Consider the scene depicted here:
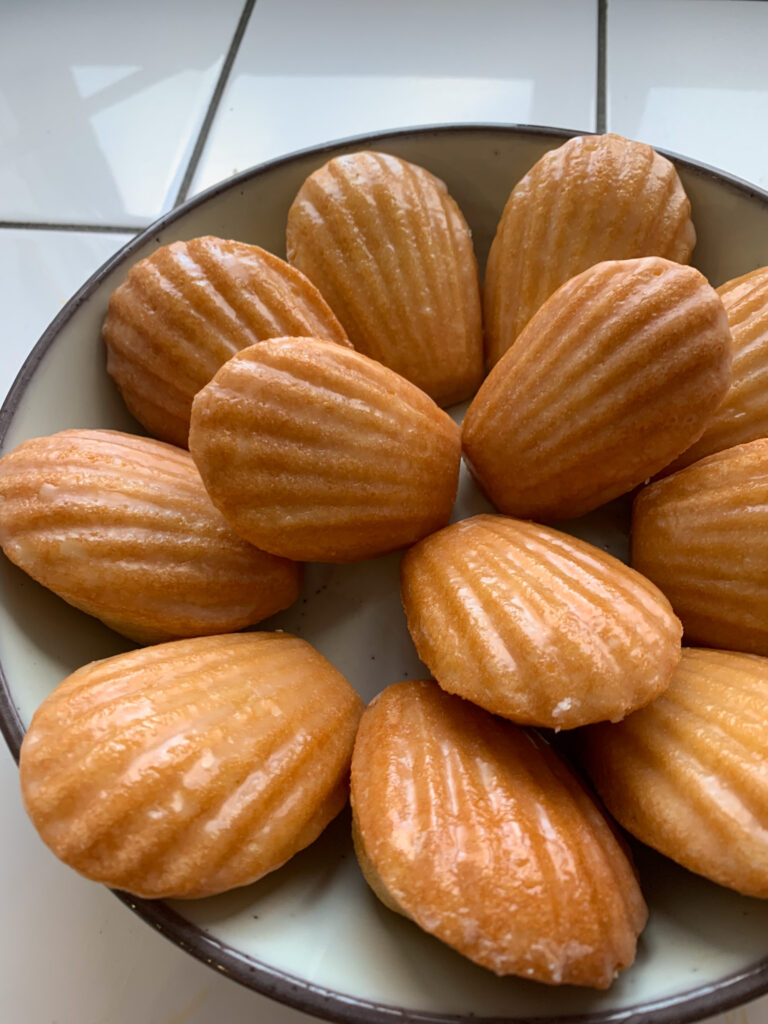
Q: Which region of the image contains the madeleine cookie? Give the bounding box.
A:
[667,265,768,471]
[103,236,350,447]
[0,429,300,644]
[400,515,681,729]
[484,133,696,365]
[286,150,483,406]
[632,438,768,654]
[583,648,768,898]
[189,337,461,562]
[351,680,648,987]
[463,258,731,522]
[20,632,363,899]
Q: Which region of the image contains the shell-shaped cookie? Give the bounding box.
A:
[20,632,364,899]
[286,150,483,406]
[189,337,461,563]
[463,258,731,522]
[103,236,350,448]
[351,680,648,987]
[484,133,696,366]
[400,515,681,729]
[583,648,768,898]
[632,437,768,654]
[0,429,300,644]
[666,266,768,472]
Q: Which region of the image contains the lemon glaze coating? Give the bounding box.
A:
[583,648,768,898]
[189,337,461,563]
[633,437,768,654]
[484,133,695,366]
[351,680,648,987]
[20,632,364,899]
[0,429,301,644]
[287,150,483,406]
[103,236,350,447]
[463,257,732,522]
[401,514,682,729]
[667,265,768,471]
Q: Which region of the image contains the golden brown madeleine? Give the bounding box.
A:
[351,680,647,987]
[484,133,696,366]
[286,150,483,406]
[0,429,300,644]
[632,438,768,654]
[189,337,461,563]
[103,236,350,448]
[20,632,363,899]
[463,258,731,522]
[667,266,768,472]
[401,515,681,729]
[583,648,768,898]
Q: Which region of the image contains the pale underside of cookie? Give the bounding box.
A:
[583,648,768,898]
[189,336,461,563]
[20,632,364,899]
[463,257,732,522]
[351,680,648,988]
[0,429,300,644]
[666,265,768,472]
[632,437,768,655]
[484,132,696,366]
[400,514,682,729]
[103,235,350,448]
[286,149,483,406]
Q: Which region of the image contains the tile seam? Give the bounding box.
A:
[0,221,141,235]
[596,0,607,133]
[173,0,258,208]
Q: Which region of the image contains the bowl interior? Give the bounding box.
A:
[2,125,768,1024]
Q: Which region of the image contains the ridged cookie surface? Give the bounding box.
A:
[463,258,731,522]
[400,515,681,729]
[667,266,768,471]
[583,648,768,898]
[189,337,461,562]
[632,438,768,654]
[286,150,483,406]
[484,133,696,365]
[20,632,363,899]
[103,236,350,447]
[0,429,300,644]
[351,680,648,987]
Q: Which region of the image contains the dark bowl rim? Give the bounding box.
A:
[2,121,768,1024]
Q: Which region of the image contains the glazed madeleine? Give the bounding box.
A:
[583,648,768,898]
[20,632,364,899]
[632,437,768,654]
[484,133,696,365]
[286,150,483,406]
[351,680,648,988]
[667,265,768,471]
[0,429,300,644]
[189,337,461,563]
[400,515,681,729]
[463,257,731,522]
[103,236,350,447]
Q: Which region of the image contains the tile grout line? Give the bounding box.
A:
[596,0,607,133]
[0,221,142,235]
[173,0,258,208]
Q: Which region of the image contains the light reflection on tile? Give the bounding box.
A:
[0,1,243,225]
[191,0,596,195]
[607,0,768,190]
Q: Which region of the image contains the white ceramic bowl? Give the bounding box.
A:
[2,125,768,1024]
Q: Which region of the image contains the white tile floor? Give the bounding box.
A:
[2,1,768,1022]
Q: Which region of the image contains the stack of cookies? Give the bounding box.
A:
[3,133,768,991]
